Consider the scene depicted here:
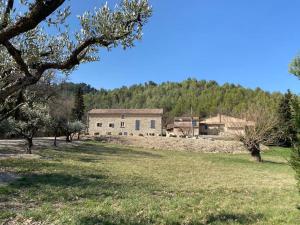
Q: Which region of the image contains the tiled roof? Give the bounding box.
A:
[200,114,254,126]
[88,108,163,115]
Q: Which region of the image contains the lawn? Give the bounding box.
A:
[0,141,299,225]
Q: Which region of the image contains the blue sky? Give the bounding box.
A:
[67,0,300,93]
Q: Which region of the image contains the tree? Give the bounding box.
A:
[233,106,281,162]
[48,117,66,147]
[289,56,300,194]
[83,79,282,124]
[290,97,300,193]
[62,120,85,142]
[0,0,152,119]
[8,101,50,153]
[48,88,74,144]
[72,86,85,121]
[277,90,297,147]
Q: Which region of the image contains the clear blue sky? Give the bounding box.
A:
[67,0,300,93]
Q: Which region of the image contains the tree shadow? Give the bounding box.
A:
[77,212,265,225]
[2,169,161,205]
[203,212,265,224]
[262,160,287,165]
[55,143,163,160]
[8,173,98,189]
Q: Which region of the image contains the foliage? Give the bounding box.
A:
[0,0,152,119]
[277,90,297,147]
[72,87,85,121]
[289,55,300,78]
[84,78,282,125]
[0,143,298,224]
[289,58,300,196]
[62,120,85,142]
[289,95,300,195]
[0,119,11,138]
[290,146,300,193]
[8,101,50,153]
[55,82,98,95]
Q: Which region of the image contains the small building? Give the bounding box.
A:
[167,117,200,137]
[199,114,254,136]
[88,109,163,136]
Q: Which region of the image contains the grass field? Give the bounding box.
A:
[0,141,299,224]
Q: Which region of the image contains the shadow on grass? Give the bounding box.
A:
[77,212,264,225]
[45,142,163,163]
[263,160,287,165]
[1,168,161,204]
[204,212,264,224]
[8,173,100,188]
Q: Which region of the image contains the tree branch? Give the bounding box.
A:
[0,101,23,121]
[0,0,65,43]
[3,40,32,77]
[37,36,114,72]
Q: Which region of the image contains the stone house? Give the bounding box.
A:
[199,114,254,136]
[166,117,200,137]
[88,109,163,136]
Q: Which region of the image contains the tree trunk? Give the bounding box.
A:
[77,132,80,140]
[54,135,57,147]
[26,137,33,154]
[250,147,262,162]
[66,135,71,142]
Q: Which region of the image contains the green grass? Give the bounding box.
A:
[0,142,299,225]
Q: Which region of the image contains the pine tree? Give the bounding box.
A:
[277,90,297,147]
[72,87,85,121]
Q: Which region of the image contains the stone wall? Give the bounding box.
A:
[93,135,252,153]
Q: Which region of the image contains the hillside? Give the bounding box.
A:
[84,79,282,125]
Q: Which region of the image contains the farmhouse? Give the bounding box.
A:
[88,109,163,136]
[199,114,254,136]
[167,117,200,137]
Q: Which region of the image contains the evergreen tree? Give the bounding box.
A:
[277,90,297,147]
[289,55,300,195]
[72,87,85,121]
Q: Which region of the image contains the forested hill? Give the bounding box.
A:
[83,79,283,124]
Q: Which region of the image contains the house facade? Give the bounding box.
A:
[199,114,254,136]
[88,109,163,136]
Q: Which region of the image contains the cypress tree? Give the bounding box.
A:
[277,90,297,147]
[72,87,85,121]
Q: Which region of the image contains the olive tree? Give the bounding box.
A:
[0,0,152,120]
[233,107,281,162]
[8,101,50,153]
[63,120,85,142]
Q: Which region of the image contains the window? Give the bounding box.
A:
[150,120,156,129]
[97,123,102,127]
[204,125,208,130]
[109,123,114,128]
[121,122,125,128]
[135,120,140,131]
